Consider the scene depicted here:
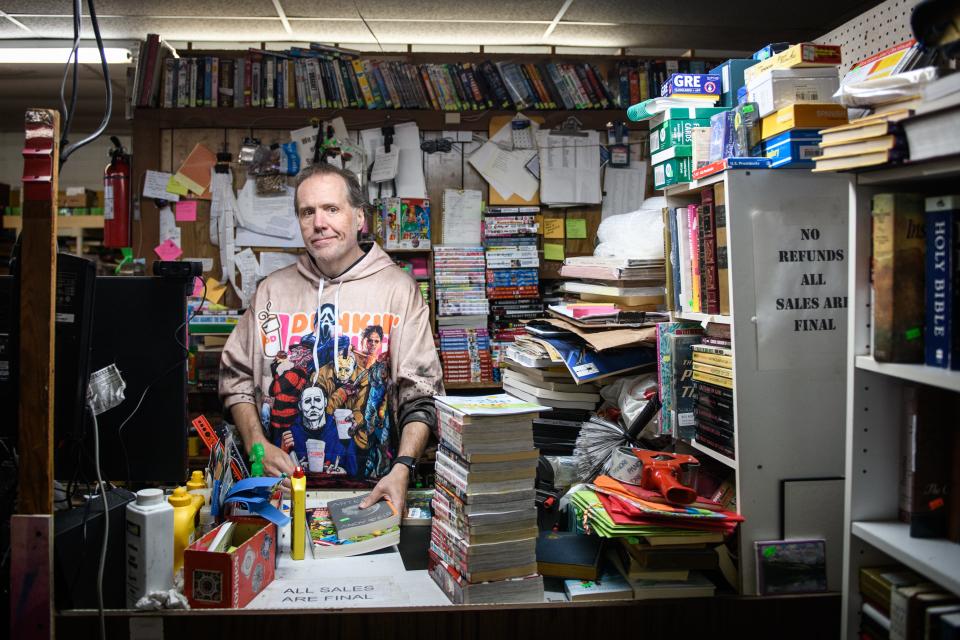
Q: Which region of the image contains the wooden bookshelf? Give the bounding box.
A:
[135,107,644,133]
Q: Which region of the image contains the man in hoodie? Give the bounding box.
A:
[220,163,443,513]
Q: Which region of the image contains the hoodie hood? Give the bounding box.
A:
[296,242,396,285]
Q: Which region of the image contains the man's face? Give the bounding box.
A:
[362,332,381,355]
[296,174,364,266]
[299,386,325,427]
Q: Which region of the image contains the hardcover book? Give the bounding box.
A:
[326,494,400,540]
[872,193,925,363]
[924,195,959,369]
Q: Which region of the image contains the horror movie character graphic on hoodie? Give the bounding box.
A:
[220,244,444,489]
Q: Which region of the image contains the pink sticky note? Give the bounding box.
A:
[175,200,198,222]
[191,276,204,297]
[154,238,183,261]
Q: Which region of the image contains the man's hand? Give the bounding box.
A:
[359,465,409,516]
[257,439,296,478]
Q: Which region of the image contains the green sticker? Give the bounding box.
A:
[762,545,778,558]
[339,517,350,522]
[743,104,755,114]
[905,327,921,340]
[115,247,134,274]
[626,536,639,544]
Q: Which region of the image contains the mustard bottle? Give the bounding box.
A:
[291,466,306,561]
[169,486,204,573]
[186,470,206,493]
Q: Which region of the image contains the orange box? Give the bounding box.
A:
[184,517,276,609]
[761,103,848,140]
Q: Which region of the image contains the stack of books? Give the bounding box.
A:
[664,184,729,315]
[859,564,960,640]
[556,256,666,310]
[429,394,546,604]
[691,326,735,460]
[812,111,910,172]
[437,323,494,385]
[433,246,488,317]
[483,208,543,382]
[501,362,601,412]
[434,245,493,385]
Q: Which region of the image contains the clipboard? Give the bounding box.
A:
[487,114,543,206]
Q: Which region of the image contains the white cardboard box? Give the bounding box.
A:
[747,68,840,117]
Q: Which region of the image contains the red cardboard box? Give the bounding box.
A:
[184,517,277,608]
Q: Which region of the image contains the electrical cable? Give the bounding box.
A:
[58,0,82,150]
[354,1,384,53]
[60,0,112,166]
[88,402,108,640]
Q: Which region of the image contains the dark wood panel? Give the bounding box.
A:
[18,109,58,516]
[56,593,841,639]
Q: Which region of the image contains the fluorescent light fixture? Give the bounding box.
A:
[0,47,132,64]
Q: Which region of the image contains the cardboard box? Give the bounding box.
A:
[759,129,823,168]
[710,59,759,108]
[653,157,693,190]
[184,517,277,609]
[650,118,712,154]
[651,144,692,166]
[760,103,848,140]
[747,68,840,117]
[648,106,729,130]
[744,43,842,84]
[753,43,790,61]
[63,187,97,208]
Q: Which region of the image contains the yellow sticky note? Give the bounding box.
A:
[543,218,564,239]
[166,176,190,196]
[534,214,544,235]
[566,218,587,239]
[543,243,565,261]
[204,277,227,304]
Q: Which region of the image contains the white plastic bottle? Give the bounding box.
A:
[126,488,174,607]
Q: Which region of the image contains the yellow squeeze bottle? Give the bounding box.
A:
[169,486,204,573]
[291,466,306,560]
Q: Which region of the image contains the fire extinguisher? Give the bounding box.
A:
[103,136,131,248]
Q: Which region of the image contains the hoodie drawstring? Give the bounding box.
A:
[312,279,324,377]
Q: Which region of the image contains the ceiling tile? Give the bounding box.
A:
[283,0,563,22]
[2,1,276,17]
[547,23,813,51]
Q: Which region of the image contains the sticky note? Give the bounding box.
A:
[566,218,587,239]
[205,277,227,304]
[543,218,564,239]
[534,214,544,234]
[543,243,565,261]
[154,238,182,261]
[191,277,205,297]
[176,200,198,222]
[166,175,190,196]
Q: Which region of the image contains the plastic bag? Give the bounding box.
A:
[835,66,939,107]
[597,373,659,437]
[594,197,666,259]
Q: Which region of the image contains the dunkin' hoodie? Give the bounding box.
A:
[219,243,443,488]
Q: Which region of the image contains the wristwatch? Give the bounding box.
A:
[393,455,417,475]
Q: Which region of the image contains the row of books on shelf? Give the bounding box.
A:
[134,35,729,112]
[663,183,729,315]
[859,563,960,640]
[656,321,733,454]
[870,193,959,369]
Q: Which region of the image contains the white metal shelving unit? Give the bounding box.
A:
[840,158,960,639]
[665,168,849,595]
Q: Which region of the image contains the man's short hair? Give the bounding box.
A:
[293,162,367,213]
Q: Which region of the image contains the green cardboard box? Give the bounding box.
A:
[650,119,712,155]
[653,157,693,190]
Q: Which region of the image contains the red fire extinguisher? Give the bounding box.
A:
[103,136,131,248]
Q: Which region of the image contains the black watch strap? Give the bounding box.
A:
[393,455,417,474]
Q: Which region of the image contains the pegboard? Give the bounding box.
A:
[816,0,921,67]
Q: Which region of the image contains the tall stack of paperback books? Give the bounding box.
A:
[483,208,543,381]
[433,246,493,385]
[691,328,735,460]
[429,394,546,604]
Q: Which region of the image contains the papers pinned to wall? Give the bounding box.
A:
[360,122,426,199]
[601,162,649,220]
[441,189,483,245]
[535,129,602,206]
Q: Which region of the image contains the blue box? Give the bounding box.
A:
[752,43,790,61]
[759,129,823,168]
[661,73,722,97]
[710,59,759,108]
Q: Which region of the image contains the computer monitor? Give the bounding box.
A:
[87,275,191,483]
